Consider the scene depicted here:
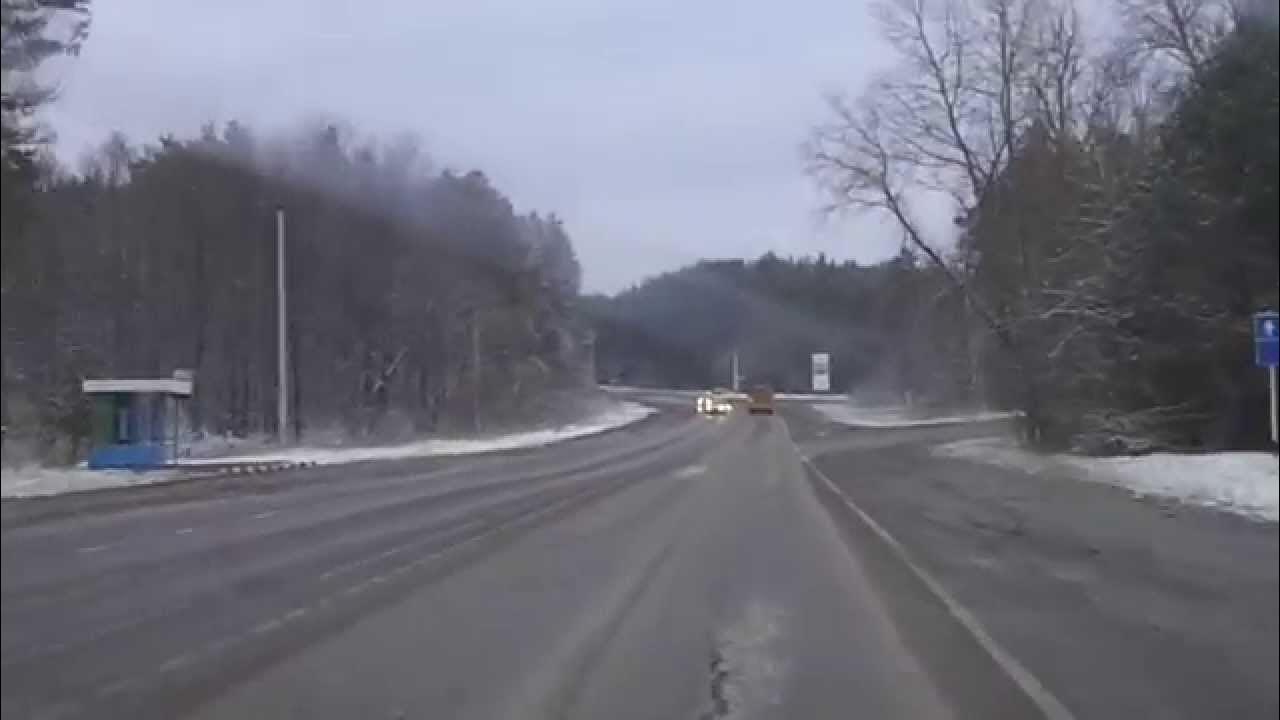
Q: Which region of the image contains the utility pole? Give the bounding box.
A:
[583,330,597,386]
[731,350,740,392]
[276,206,290,443]
[472,310,482,433]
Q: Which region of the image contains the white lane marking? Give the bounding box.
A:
[175,527,194,535]
[156,652,195,674]
[251,510,277,520]
[317,519,485,581]
[675,464,707,478]
[96,676,140,698]
[251,618,282,635]
[799,453,1076,720]
[76,544,110,554]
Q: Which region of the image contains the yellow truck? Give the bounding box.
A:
[747,385,775,415]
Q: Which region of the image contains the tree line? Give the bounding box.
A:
[585,251,975,404]
[806,0,1277,452]
[3,4,588,463]
[595,0,1277,453]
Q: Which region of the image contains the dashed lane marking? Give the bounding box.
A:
[317,519,485,581]
[156,652,195,674]
[84,483,595,707]
[250,618,283,635]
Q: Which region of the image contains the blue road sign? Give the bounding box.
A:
[1255,311,1280,368]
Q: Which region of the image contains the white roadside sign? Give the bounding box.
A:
[812,353,831,393]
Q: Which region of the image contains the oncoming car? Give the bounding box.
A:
[696,390,733,415]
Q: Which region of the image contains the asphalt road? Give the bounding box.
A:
[2,392,1276,719]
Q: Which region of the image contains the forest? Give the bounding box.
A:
[4,0,1278,462]
[1,123,590,462]
[598,0,1279,453]
[3,5,587,463]
[585,252,971,404]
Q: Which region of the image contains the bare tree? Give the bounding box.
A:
[810,0,1067,434]
[1115,0,1238,78]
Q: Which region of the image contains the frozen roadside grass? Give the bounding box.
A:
[934,437,1279,522]
[180,400,657,468]
[2,465,179,499]
[814,402,1019,428]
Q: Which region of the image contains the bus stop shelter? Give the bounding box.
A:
[82,375,193,469]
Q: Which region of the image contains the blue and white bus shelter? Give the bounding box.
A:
[82,375,193,469]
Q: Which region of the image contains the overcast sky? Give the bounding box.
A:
[47,0,922,293]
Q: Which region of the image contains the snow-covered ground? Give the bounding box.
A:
[180,400,656,467]
[1,466,180,499]
[813,402,1019,428]
[185,432,275,459]
[934,437,1279,522]
[600,385,701,397]
[775,392,848,400]
[2,401,656,499]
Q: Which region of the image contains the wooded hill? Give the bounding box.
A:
[584,252,974,404]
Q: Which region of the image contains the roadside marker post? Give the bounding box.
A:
[1254,311,1279,446]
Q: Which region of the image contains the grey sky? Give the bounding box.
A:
[48,0,916,292]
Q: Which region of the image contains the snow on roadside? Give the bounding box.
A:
[600,385,700,397]
[181,400,656,467]
[2,401,656,499]
[2,466,179,499]
[775,392,848,400]
[184,432,274,459]
[934,437,1279,522]
[813,402,1018,428]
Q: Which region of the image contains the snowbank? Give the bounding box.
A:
[814,402,1018,428]
[600,385,700,397]
[2,466,178,499]
[776,393,848,401]
[182,400,656,467]
[934,437,1279,522]
[2,401,656,499]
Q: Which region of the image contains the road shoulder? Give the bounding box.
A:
[807,439,1279,719]
[801,455,1046,719]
